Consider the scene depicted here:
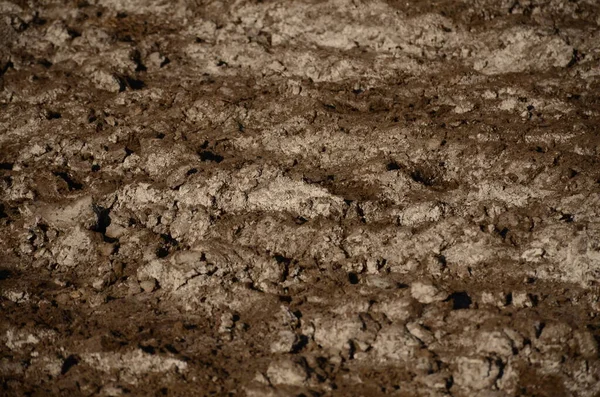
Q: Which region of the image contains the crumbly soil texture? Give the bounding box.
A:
[1,0,600,396]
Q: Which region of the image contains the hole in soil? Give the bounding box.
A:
[274,254,292,282]
[348,272,359,284]
[437,254,447,267]
[132,52,146,72]
[124,76,145,90]
[54,172,83,190]
[386,161,401,171]
[535,322,546,338]
[61,355,79,375]
[45,110,61,120]
[38,59,52,68]
[0,61,14,76]
[32,15,46,25]
[0,203,9,220]
[117,34,133,42]
[139,344,156,355]
[291,335,309,353]
[156,246,169,258]
[410,168,435,187]
[156,234,178,258]
[567,49,584,68]
[67,27,81,38]
[91,164,100,172]
[447,291,472,310]
[274,255,291,265]
[198,150,224,163]
[498,227,509,239]
[356,204,366,223]
[0,268,11,280]
[560,213,574,222]
[91,205,111,234]
[0,163,13,170]
[294,216,307,225]
[568,168,578,178]
[529,294,539,306]
[237,120,244,133]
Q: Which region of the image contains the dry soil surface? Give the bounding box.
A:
[1,0,600,396]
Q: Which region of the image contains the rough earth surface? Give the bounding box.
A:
[1,0,600,396]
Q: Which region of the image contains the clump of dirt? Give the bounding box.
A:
[1,0,600,395]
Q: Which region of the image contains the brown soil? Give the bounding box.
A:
[1,0,600,396]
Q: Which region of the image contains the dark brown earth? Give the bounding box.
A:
[1,0,600,396]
